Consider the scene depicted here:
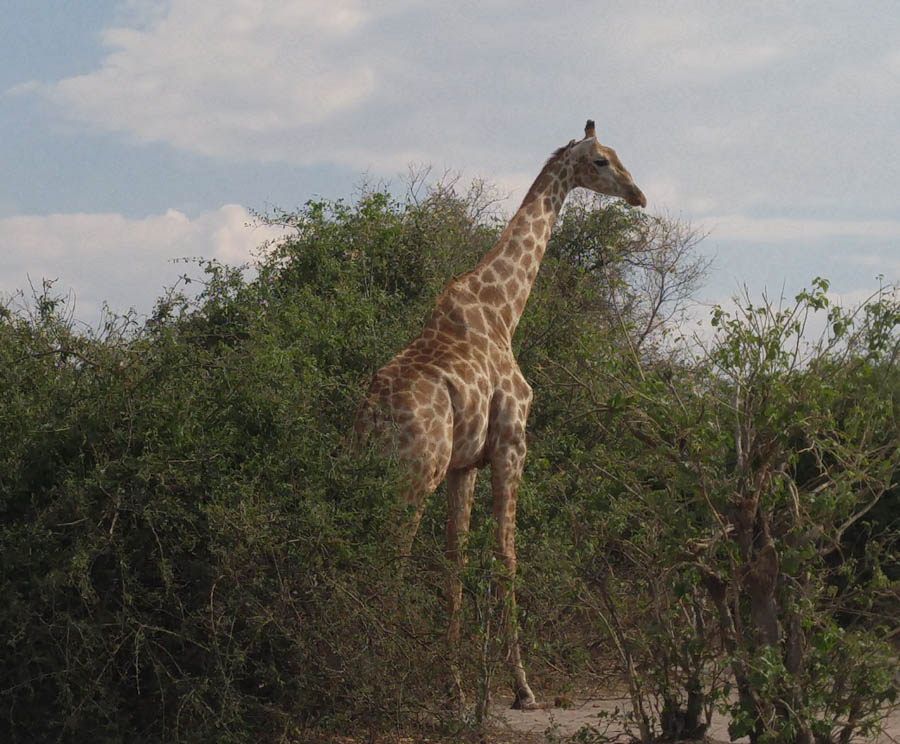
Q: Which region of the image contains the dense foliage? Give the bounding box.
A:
[562,280,900,744]
[1,178,896,744]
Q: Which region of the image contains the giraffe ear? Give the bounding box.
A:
[584,120,596,139]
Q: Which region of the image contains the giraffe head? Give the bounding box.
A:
[569,119,646,207]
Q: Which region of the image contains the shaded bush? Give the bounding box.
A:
[10,175,892,744]
[0,189,479,742]
[543,280,900,744]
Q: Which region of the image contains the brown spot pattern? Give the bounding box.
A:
[354,123,645,707]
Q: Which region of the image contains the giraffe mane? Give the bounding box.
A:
[520,140,575,208]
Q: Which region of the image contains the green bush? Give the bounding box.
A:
[0,190,471,742]
[4,175,893,744]
[552,279,900,744]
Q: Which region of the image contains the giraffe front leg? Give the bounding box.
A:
[382,485,428,619]
[396,486,426,561]
[490,433,541,711]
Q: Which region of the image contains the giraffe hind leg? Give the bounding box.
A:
[486,380,548,709]
[445,467,477,708]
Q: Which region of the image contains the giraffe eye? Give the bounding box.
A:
[594,158,609,167]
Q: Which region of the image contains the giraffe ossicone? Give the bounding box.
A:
[355,119,645,709]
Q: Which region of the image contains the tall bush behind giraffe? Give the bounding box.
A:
[1,171,896,743]
[0,177,661,741]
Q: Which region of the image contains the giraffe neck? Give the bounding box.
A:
[468,149,574,342]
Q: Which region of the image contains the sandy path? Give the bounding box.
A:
[488,692,900,743]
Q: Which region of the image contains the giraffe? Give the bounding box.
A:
[355,120,646,709]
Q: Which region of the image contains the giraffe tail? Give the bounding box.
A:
[352,396,381,448]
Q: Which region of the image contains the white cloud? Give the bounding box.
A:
[675,43,780,78]
[697,214,900,243]
[608,11,787,84]
[24,1,811,175]
[818,47,900,103]
[0,205,289,325]
[204,203,283,263]
[13,0,900,303]
[41,0,383,162]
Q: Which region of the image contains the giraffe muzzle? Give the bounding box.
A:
[627,187,647,208]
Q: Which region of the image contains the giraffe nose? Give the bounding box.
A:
[627,186,647,208]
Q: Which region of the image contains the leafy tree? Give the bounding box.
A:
[563,279,899,744]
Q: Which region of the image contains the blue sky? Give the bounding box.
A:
[3,1,899,329]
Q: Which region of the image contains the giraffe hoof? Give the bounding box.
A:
[512,698,552,711]
[511,690,551,710]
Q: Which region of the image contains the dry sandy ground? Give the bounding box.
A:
[486,691,900,744]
